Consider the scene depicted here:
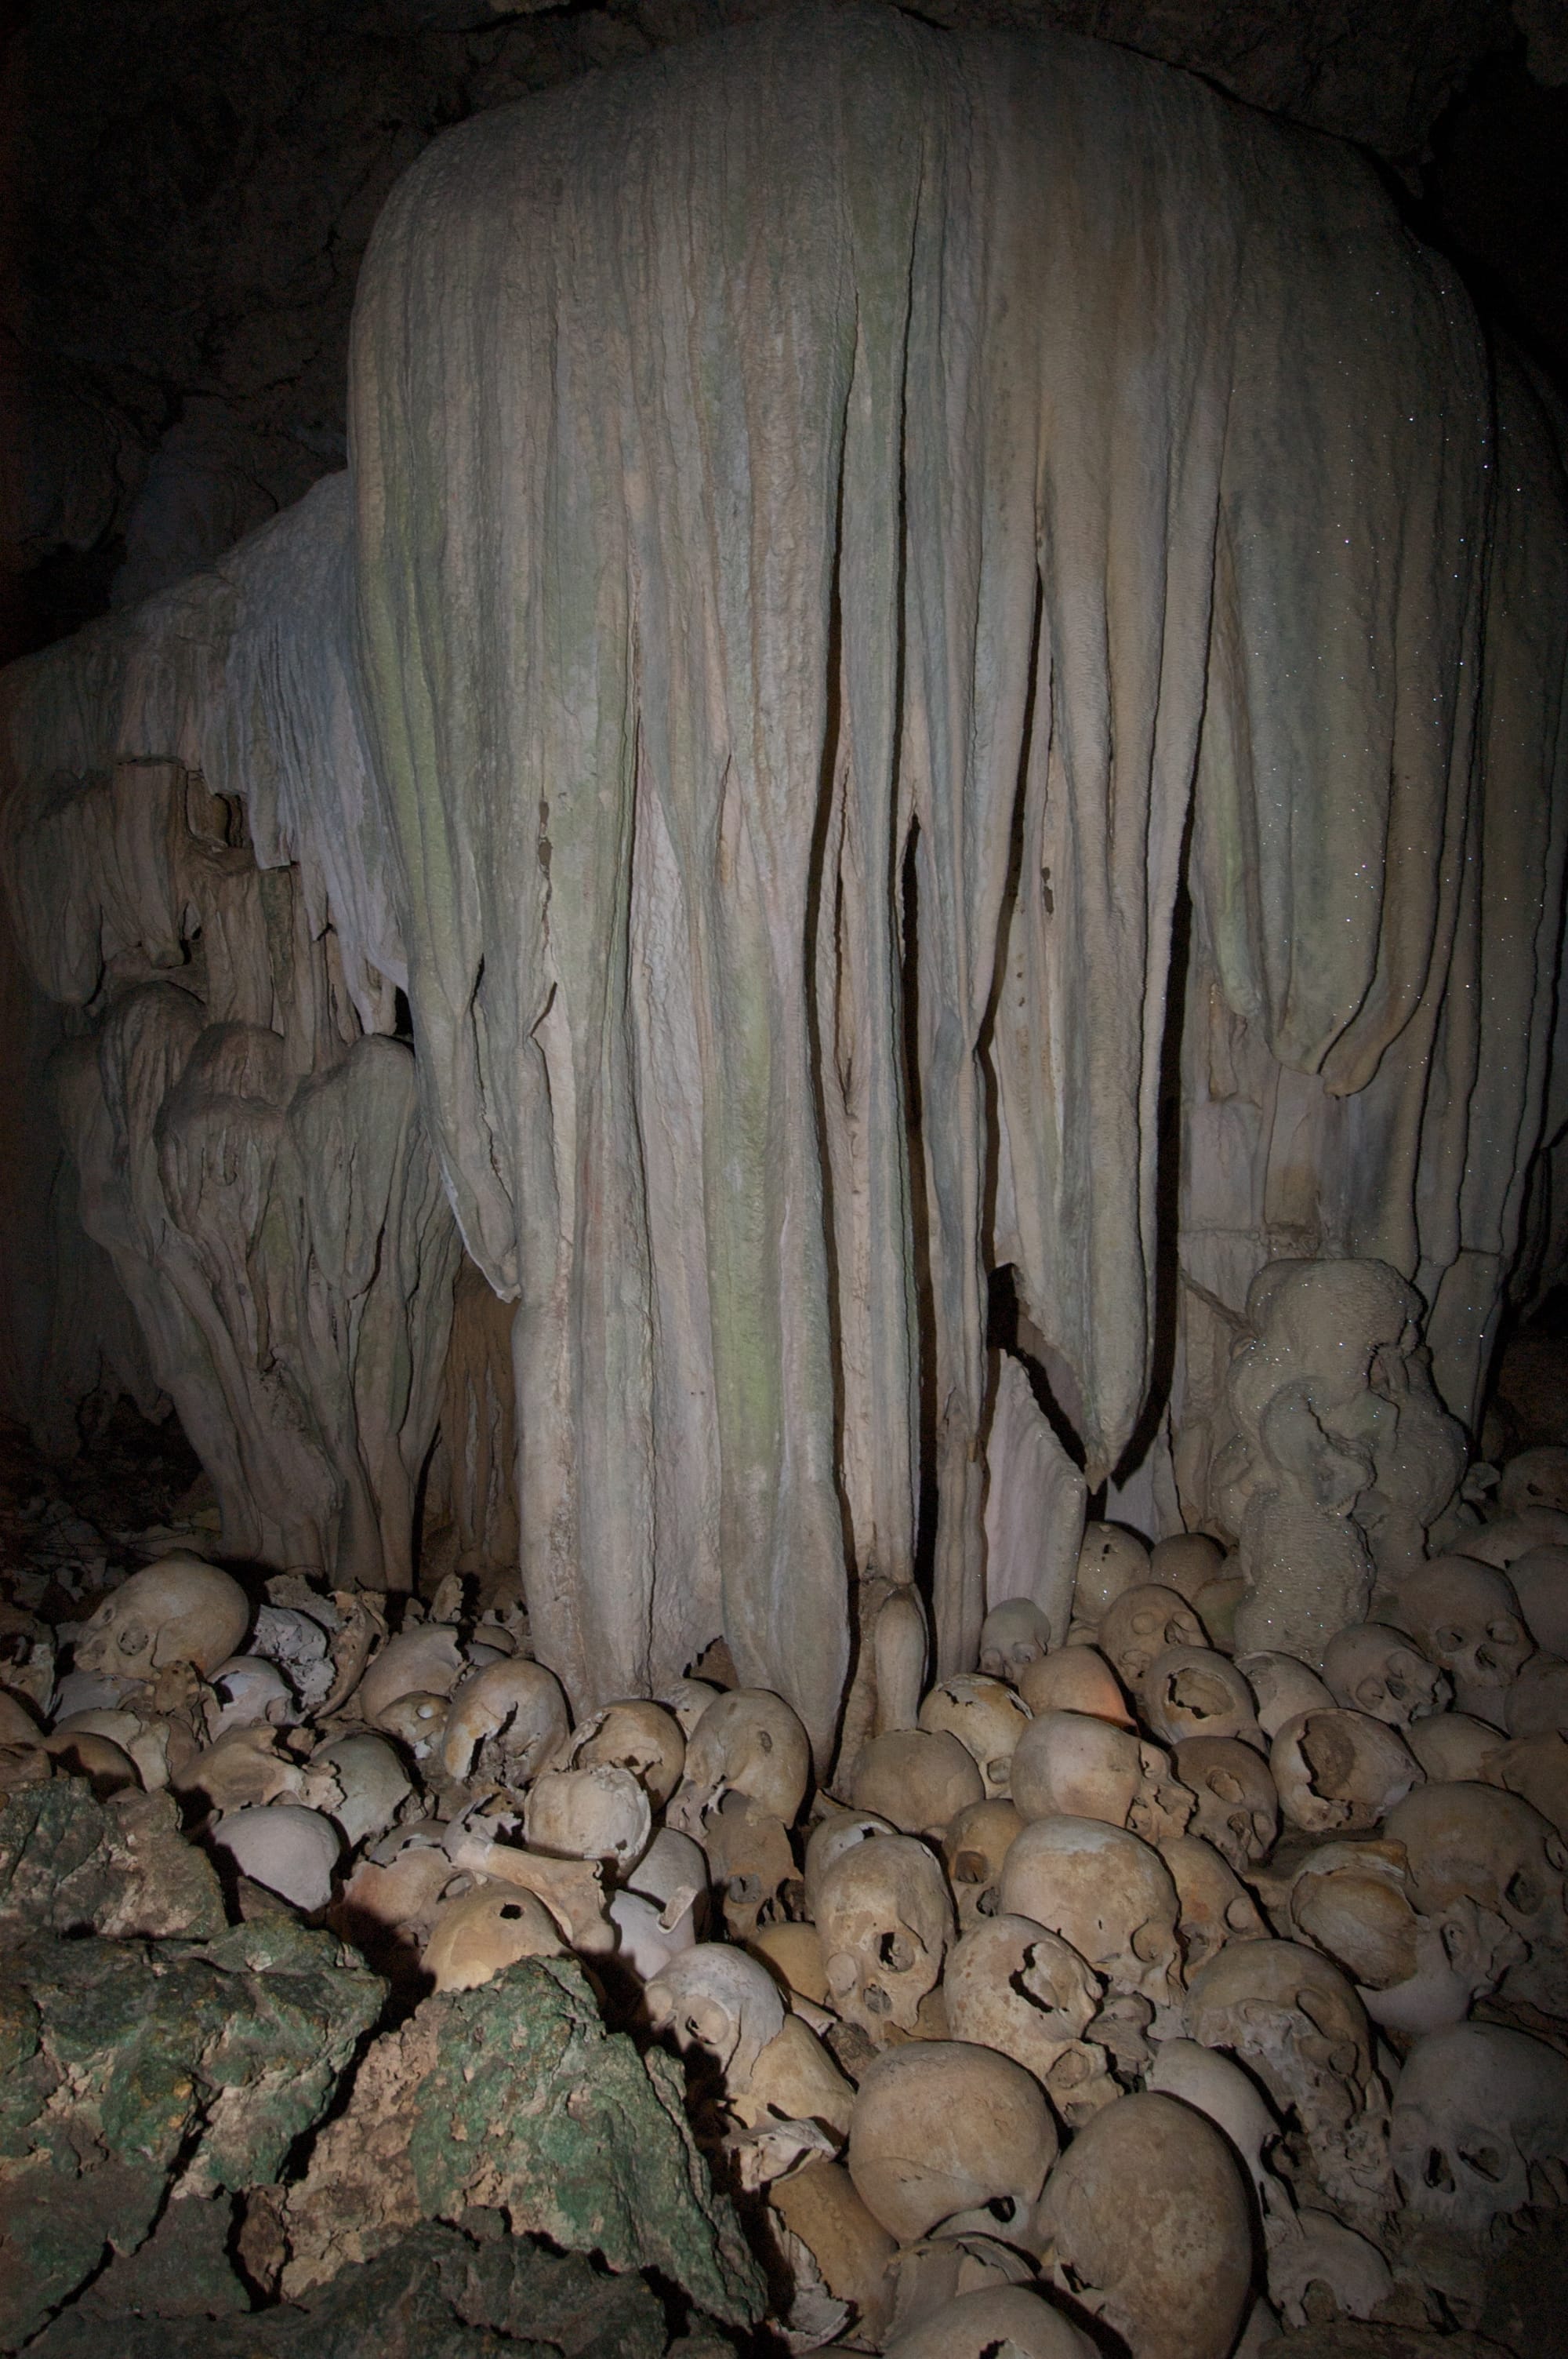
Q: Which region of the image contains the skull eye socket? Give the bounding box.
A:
[1506,1870,1541,1915]
[1436,1627,1465,1654]
[953,1849,988,1885]
[1130,1923,1167,1964]
[879,1930,915,1972]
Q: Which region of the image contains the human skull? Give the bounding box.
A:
[918,1675,1033,1798]
[942,1798,1026,1934]
[617,1821,706,1943]
[1499,1447,1568,1518]
[1011,1710,1194,1844]
[1018,1645,1134,1725]
[1392,2022,1568,2247]
[74,1555,249,1681]
[1269,1708,1421,1835]
[1158,1834,1269,1974]
[359,1625,467,1728]
[1036,2090,1254,2359]
[1507,1656,1568,1738]
[212,1801,341,1912]
[42,1727,140,1795]
[1233,1651,1334,1739]
[523,1763,651,1874]
[1485,1731,1568,1834]
[1384,1780,1568,2017]
[439,1656,569,1787]
[659,1676,720,1738]
[645,1942,786,2094]
[1000,1816,1183,2009]
[1507,1544,1568,1656]
[1073,1525,1152,1627]
[817,1833,955,2042]
[668,1687,811,1830]
[699,1790,798,1941]
[376,1690,448,1762]
[1145,2037,1284,2219]
[803,1807,896,1921]
[421,1881,564,1990]
[944,1914,1102,2081]
[851,1728,985,1835]
[559,1699,685,1807]
[1323,1622,1450,1727]
[1185,1939,1392,2230]
[749,1919,829,2008]
[1403,1710,1502,1783]
[848,2041,1057,2243]
[206,1655,295,1736]
[1287,1837,1521,2037]
[1149,1532,1227,1605]
[1174,1736,1279,1870]
[884,2287,1095,2359]
[1393,1557,1534,1720]
[767,2161,896,2351]
[1266,2209,1396,2329]
[333,1828,459,1967]
[978,1598,1052,1683]
[1141,1647,1265,1752]
[314,1730,413,1848]
[1098,1585,1207,1691]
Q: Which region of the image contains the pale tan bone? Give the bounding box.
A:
[439,1655,569,1787]
[1323,1621,1450,1727]
[848,2041,1057,2244]
[1010,1709,1193,1844]
[1269,1707,1421,1834]
[1159,1833,1269,1974]
[817,1832,954,2043]
[1499,1448,1568,1518]
[42,1728,140,1794]
[1461,1507,1568,1566]
[522,1762,651,1874]
[313,1730,413,1849]
[1185,1937,1392,2232]
[1036,2089,1254,2359]
[1384,1779,1568,2018]
[734,2013,855,2143]
[561,1698,685,1807]
[1174,1735,1279,1870]
[1266,2208,1396,2329]
[375,1689,448,1762]
[668,1687,811,1830]
[1391,1555,1534,1723]
[1403,1710,1503,1783]
[206,1656,295,1736]
[884,2285,1095,2359]
[748,1921,830,2009]
[422,1881,565,1990]
[358,1624,466,1727]
[319,1591,388,1717]
[212,1801,342,1910]
[1146,2037,1287,2222]
[443,1828,615,1954]
[767,2161,896,2350]
[1018,1644,1134,1726]
[1141,1645,1264,1751]
[658,1676,721,1738]
[645,1941,786,2095]
[1000,1815,1183,2009]
[978,1598,1052,1684]
[1391,2020,1568,2248]
[851,1728,985,1836]
[74,1554,249,1681]
[1287,1837,1520,2037]
[624,1824,710,1943]
[918,1674,1033,1797]
[700,1790,797,1941]
[942,1797,1026,1934]
[944,1912,1102,2081]
[1233,1650,1334,1739]
[801,1806,895,1921]
[1149,1531,1227,1605]
[1098,1583,1207,1690]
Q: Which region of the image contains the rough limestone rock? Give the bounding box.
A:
[0,1776,227,1944]
[0,1917,385,2349]
[27,2222,670,2359]
[281,1957,764,2329]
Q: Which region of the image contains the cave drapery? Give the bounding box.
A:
[2,5,1566,1761]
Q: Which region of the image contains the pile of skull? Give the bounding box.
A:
[5,1462,1568,2359]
